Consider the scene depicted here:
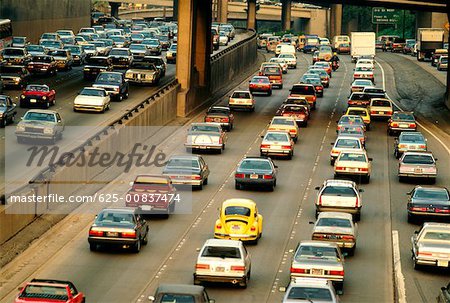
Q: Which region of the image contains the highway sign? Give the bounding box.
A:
[372,7,400,24]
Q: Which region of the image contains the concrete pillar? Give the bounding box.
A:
[281,0,292,31]
[176,0,195,116]
[446,11,450,110]
[194,0,212,87]
[218,0,228,24]
[109,2,120,19]
[247,0,256,30]
[330,4,342,39]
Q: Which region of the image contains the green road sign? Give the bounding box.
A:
[372,7,400,24]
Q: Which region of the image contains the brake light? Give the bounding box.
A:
[329,270,345,276]
[335,166,345,171]
[250,226,256,231]
[386,111,392,115]
[341,235,354,240]
[355,196,360,207]
[409,123,416,128]
[260,144,270,149]
[281,145,291,149]
[205,117,213,122]
[370,110,376,114]
[313,233,325,239]
[418,252,433,257]
[315,86,321,91]
[290,267,306,274]
[263,174,273,179]
[312,96,316,101]
[216,223,222,229]
[354,74,360,78]
[410,206,427,211]
[221,118,229,122]
[318,196,322,206]
[359,168,369,172]
[418,145,426,149]
[121,230,136,238]
[289,129,296,133]
[231,265,246,272]
[391,122,399,127]
[89,229,103,237]
[235,173,244,178]
[399,144,407,149]
[192,175,202,180]
[219,137,223,144]
[196,264,210,269]
[435,209,450,213]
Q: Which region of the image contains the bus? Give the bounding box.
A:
[0,19,13,51]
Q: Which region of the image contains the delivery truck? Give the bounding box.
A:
[416,28,445,61]
[350,32,376,63]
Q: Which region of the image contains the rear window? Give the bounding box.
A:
[287,287,332,301]
[372,100,391,107]
[393,112,415,121]
[402,154,434,165]
[335,139,360,148]
[265,133,289,142]
[232,92,251,98]
[272,118,295,126]
[338,153,366,162]
[251,77,270,84]
[239,160,272,171]
[160,294,195,303]
[322,186,356,196]
[291,85,315,95]
[347,109,367,116]
[262,66,281,75]
[201,246,241,258]
[413,188,449,200]
[317,217,352,228]
[225,206,251,216]
[350,94,370,101]
[423,232,450,241]
[400,133,424,143]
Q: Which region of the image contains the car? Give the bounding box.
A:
[11,36,29,48]
[261,64,283,89]
[0,65,31,88]
[369,98,393,119]
[204,106,234,131]
[260,130,294,159]
[407,185,450,223]
[130,33,145,44]
[93,71,129,101]
[312,50,320,63]
[15,279,85,303]
[336,115,365,133]
[158,35,171,50]
[350,79,373,93]
[300,73,321,84]
[311,212,357,256]
[234,156,277,191]
[1,47,31,66]
[432,49,447,67]
[25,45,47,57]
[218,31,229,46]
[63,45,85,65]
[268,116,299,142]
[278,53,297,68]
[48,49,73,71]
[334,150,372,183]
[228,90,255,111]
[347,92,371,107]
[40,39,64,52]
[398,151,437,183]
[194,239,251,288]
[110,35,130,48]
[330,136,364,165]
[148,284,215,303]
[314,61,332,76]
[289,84,317,109]
[315,179,363,221]
[27,55,58,76]
[362,87,386,100]
[185,122,227,153]
[301,77,324,97]
[125,59,161,85]
[125,175,177,216]
[356,58,375,70]
[411,222,450,270]
[214,198,263,243]
[353,66,374,83]
[290,241,345,294]
[56,29,75,39]
[269,57,288,73]
[162,155,209,189]
[73,87,111,113]
[281,278,340,303]
[437,282,450,303]
[249,76,272,96]
[388,111,417,136]
[108,47,133,68]
[437,55,448,71]
[166,43,177,64]
[91,40,110,56]
[403,39,416,54]
[0,95,17,127]
[276,104,310,127]
[337,43,350,54]
[344,107,371,129]
[283,97,311,113]
[83,56,113,80]
[129,43,151,61]
[144,56,166,77]
[15,109,64,144]
[337,125,366,147]
[142,38,162,55]
[394,131,427,159]
[20,84,56,108]
[88,208,148,252]
[307,68,330,88]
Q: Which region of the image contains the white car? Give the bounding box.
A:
[330,136,364,165]
[355,59,374,69]
[334,150,372,183]
[260,130,294,159]
[193,239,251,288]
[218,31,228,46]
[73,87,111,113]
[269,57,288,73]
[281,278,340,303]
[369,98,393,119]
[278,53,297,68]
[228,90,255,111]
[353,66,374,83]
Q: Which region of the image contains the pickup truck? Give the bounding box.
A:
[185,123,227,153]
[93,71,129,101]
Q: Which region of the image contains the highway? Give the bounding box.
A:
[1,50,449,303]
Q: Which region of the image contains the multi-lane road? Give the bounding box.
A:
[0,50,449,303]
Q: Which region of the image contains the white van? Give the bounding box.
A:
[333,35,350,50]
[279,44,296,56]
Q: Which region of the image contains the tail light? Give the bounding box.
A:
[260,144,270,149]
[341,235,354,241]
[290,267,306,274]
[263,174,273,179]
[386,111,392,115]
[192,175,201,180]
[315,86,321,91]
[418,251,433,257]
[435,209,450,213]
[370,110,376,114]
[250,226,256,231]
[281,145,291,149]
[121,230,136,238]
[231,265,246,272]
[289,129,296,134]
[219,137,223,145]
[391,122,399,127]
[221,118,229,122]
[235,173,244,178]
[409,123,416,128]
[410,206,427,211]
[249,84,255,88]
[312,96,316,101]
[318,196,322,206]
[196,264,210,269]
[419,145,426,149]
[216,223,222,229]
[299,114,306,119]
[355,196,360,207]
[359,168,369,172]
[205,117,213,122]
[399,144,407,149]
[313,233,325,239]
[335,166,345,171]
[89,229,103,237]
[329,270,345,276]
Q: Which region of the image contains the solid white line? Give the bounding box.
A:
[376,61,450,154]
[392,230,407,303]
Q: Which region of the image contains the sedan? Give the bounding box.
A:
[228,90,255,111]
[281,278,339,303]
[407,185,450,223]
[350,79,372,93]
[337,125,366,147]
[334,150,372,183]
[369,98,393,119]
[204,106,234,131]
[394,131,427,159]
[260,131,294,159]
[48,49,73,71]
[347,92,371,107]
[73,87,110,113]
[353,66,374,83]
[311,212,357,256]
[388,111,417,136]
[88,208,149,253]
[398,151,437,183]
[290,241,345,294]
[248,76,272,96]
[0,95,17,127]
[344,107,371,129]
[411,222,450,270]
[276,104,310,127]
[336,115,366,133]
[268,116,299,142]
[301,77,323,97]
[162,155,209,190]
[235,156,277,191]
[20,84,56,108]
[330,136,364,165]
[214,198,263,244]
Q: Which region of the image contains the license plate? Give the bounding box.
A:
[311,269,322,275]
[215,267,225,272]
[348,168,358,172]
[410,146,416,149]
[250,174,258,179]
[214,118,221,122]
[141,205,153,211]
[378,111,384,114]
[427,208,435,212]
[232,225,240,230]
[30,99,36,103]
[400,123,408,128]
[106,232,118,237]
[437,260,448,267]
[414,168,423,173]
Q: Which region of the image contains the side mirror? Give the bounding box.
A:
[196,247,201,252]
[309,221,315,224]
[435,158,438,161]
[315,186,320,190]
[260,135,264,138]
[368,158,373,161]
[18,286,24,291]
[274,165,278,168]
[414,230,419,234]
[330,143,334,145]
[279,286,287,292]
[359,189,364,192]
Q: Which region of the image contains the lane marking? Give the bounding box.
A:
[376,60,450,154]
[392,230,407,303]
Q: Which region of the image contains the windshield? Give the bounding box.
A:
[82,45,95,51]
[26,85,49,92]
[201,246,241,258]
[335,139,360,148]
[287,287,332,301]
[317,217,352,228]
[144,39,159,46]
[3,48,24,56]
[41,41,60,48]
[239,160,272,171]
[13,37,25,43]
[166,158,199,169]
[32,56,52,63]
[96,211,135,224]
[80,88,105,97]
[264,133,289,142]
[26,45,43,52]
[413,188,449,200]
[64,46,80,54]
[272,118,295,126]
[49,50,66,57]
[130,44,146,51]
[322,186,356,196]
[23,112,56,122]
[393,112,415,121]
[402,154,434,164]
[295,245,339,261]
[338,152,366,162]
[400,133,425,143]
[225,206,251,216]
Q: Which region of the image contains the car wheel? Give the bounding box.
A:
[197,183,203,190]
[203,177,208,185]
[133,238,141,253]
[287,152,292,160]
[293,137,298,143]
[118,94,123,102]
[142,229,149,245]
[364,175,370,183]
[354,213,361,222]
[430,178,436,185]
[52,98,56,106]
[413,261,422,270]
[348,245,356,256]
[303,121,308,127]
[268,184,274,192]
[193,277,201,285]
[394,150,399,159]
[407,213,415,224]
[267,91,272,96]
[169,202,175,213]
[238,276,247,289]
[235,182,241,190]
[388,129,393,136]
[89,243,97,251]
[330,159,335,165]
[399,176,405,182]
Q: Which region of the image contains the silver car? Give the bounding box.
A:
[281,278,340,303]
[398,151,437,183]
[411,222,450,270]
[260,131,294,159]
[290,241,345,294]
[162,155,210,189]
[15,109,64,144]
[394,131,427,159]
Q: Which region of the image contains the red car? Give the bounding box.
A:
[27,55,58,76]
[276,104,310,127]
[15,279,85,303]
[249,76,272,96]
[20,84,56,108]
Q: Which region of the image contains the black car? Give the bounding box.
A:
[93,71,129,101]
[437,283,450,303]
[146,56,166,77]
[235,156,278,191]
[129,43,152,61]
[88,208,149,253]
[108,47,133,68]
[0,65,31,88]
[83,56,113,80]
[149,284,215,303]
[0,95,17,127]
[407,186,450,223]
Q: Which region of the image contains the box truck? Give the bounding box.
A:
[350,32,376,63]
[416,28,445,61]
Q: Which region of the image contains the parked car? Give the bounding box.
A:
[162,155,209,189]
[0,95,17,127]
[88,208,148,252]
[15,109,64,144]
[398,151,437,183]
[194,239,251,288]
[20,84,56,108]
[15,279,85,303]
[148,284,215,303]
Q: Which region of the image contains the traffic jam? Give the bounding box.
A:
[1,16,449,303]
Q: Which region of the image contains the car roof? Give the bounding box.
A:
[336,136,361,141]
[402,151,433,156]
[346,107,368,111]
[299,240,339,248]
[233,90,251,93]
[209,106,230,110]
[289,277,332,287]
[317,211,353,220]
[422,222,450,230]
[25,109,58,114]
[100,207,136,214]
[156,284,206,295]
[323,179,356,187]
[204,238,242,247]
[222,198,256,208]
[168,155,201,160]
[413,185,448,191]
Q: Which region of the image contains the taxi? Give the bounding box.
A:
[268,116,299,142]
[344,107,371,130]
[214,198,263,244]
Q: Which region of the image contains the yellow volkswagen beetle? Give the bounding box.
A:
[214,198,263,244]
